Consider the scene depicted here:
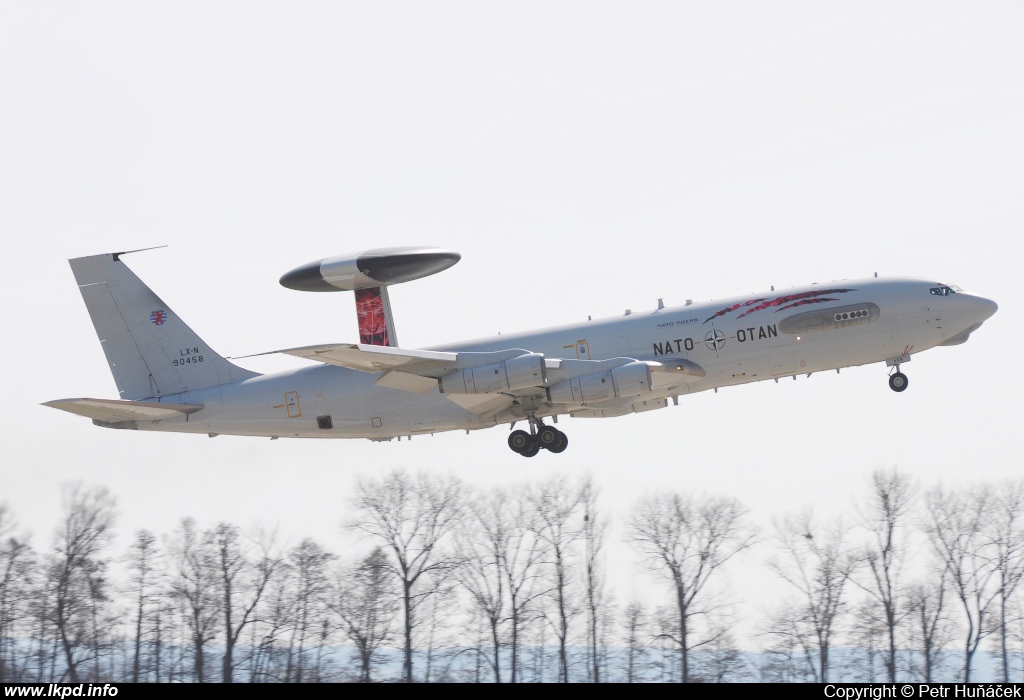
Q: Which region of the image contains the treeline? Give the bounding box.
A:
[1,470,1023,683]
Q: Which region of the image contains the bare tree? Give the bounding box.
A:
[333,547,398,682]
[620,600,648,683]
[31,569,56,681]
[0,505,34,682]
[695,628,748,682]
[855,468,917,682]
[904,573,955,682]
[767,512,858,683]
[651,604,681,681]
[348,470,465,683]
[124,530,158,683]
[628,492,754,682]
[454,489,508,683]
[48,484,116,682]
[167,518,219,682]
[452,485,547,684]
[1008,596,1024,682]
[530,475,587,683]
[82,559,114,681]
[988,479,1024,682]
[925,484,998,681]
[581,482,611,683]
[284,538,332,683]
[214,523,283,684]
[495,486,546,683]
[249,559,295,682]
[150,598,176,683]
[758,615,810,683]
[847,598,888,681]
[418,570,459,682]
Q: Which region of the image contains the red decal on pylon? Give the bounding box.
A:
[355,287,389,346]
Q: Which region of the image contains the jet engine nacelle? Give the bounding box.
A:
[546,361,654,405]
[440,353,546,395]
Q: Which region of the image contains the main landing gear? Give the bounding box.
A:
[508,420,568,457]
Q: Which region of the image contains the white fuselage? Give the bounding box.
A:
[132,277,996,440]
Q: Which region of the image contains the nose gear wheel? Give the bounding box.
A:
[889,372,908,392]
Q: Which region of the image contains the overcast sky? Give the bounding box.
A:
[1,1,1021,644]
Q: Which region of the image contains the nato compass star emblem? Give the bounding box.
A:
[705,328,726,353]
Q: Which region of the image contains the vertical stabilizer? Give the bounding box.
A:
[70,252,258,399]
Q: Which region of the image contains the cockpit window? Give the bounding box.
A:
[930,285,957,296]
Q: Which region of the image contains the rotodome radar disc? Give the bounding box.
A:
[279,246,461,292]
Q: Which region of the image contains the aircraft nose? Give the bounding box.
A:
[972,296,998,323]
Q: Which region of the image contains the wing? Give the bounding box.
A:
[271,343,457,374]
[43,398,203,423]
[250,342,705,420]
[244,343,535,394]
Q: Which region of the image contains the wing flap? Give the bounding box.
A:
[246,343,458,374]
[246,343,534,381]
[43,398,203,423]
[444,393,516,415]
[374,370,439,393]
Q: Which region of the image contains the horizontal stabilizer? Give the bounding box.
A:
[43,398,203,423]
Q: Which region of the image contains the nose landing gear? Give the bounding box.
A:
[888,371,908,392]
[886,353,912,393]
[508,419,568,457]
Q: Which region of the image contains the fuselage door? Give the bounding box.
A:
[285,391,301,417]
[576,341,591,360]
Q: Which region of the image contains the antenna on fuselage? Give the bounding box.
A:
[279,247,461,348]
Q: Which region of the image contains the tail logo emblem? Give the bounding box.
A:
[150,310,167,326]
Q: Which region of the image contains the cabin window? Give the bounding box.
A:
[316,415,333,430]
